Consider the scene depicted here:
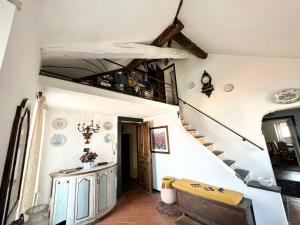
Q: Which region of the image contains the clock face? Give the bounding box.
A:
[201,75,210,84]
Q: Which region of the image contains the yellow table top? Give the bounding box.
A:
[172,178,243,206]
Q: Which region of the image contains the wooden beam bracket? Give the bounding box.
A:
[173,32,208,59]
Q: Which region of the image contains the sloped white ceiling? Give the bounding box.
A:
[37,0,180,46]
[178,0,300,58]
[38,0,300,59]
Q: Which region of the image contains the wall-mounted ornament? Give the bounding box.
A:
[104,134,113,143]
[201,71,214,97]
[273,88,300,104]
[51,134,66,147]
[52,118,67,130]
[77,120,100,144]
[224,84,234,92]
[188,82,195,89]
[103,122,112,130]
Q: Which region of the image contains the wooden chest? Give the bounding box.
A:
[176,189,256,225]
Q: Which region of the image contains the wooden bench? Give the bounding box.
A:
[176,189,255,225]
[173,179,256,225]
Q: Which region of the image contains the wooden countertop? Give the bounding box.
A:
[50,162,117,178]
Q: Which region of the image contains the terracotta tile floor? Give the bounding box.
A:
[287,196,300,225]
[96,188,300,225]
[96,188,176,225]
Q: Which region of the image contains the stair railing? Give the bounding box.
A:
[178,98,264,151]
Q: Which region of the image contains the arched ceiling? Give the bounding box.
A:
[37,0,300,59]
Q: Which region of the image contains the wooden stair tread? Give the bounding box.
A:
[223,159,235,167]
[203,142,214,146]
[212,150,224,156]
[195,135,205,138]
[187,129,197,131]
[235,168,250,181]
[175,215,203,225]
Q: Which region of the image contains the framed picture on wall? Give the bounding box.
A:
[150,126,170,154]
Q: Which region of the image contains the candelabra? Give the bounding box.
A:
[77,120,100,144]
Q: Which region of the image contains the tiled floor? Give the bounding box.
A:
[287,196,300,225]
[96,188,176,225]
[96,187,300,225]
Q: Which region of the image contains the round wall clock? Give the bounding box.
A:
[201,72,211,85]
[104,122,112,130]
[51,134,66,147]
[273,88,300,104]
[52,118,67,130]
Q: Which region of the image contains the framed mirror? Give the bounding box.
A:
[0,99,30,225]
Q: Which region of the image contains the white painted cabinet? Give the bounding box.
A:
[50,164,117,225]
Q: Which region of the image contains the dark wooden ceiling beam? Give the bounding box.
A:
[126,20,184,70]
[173,32,208,59]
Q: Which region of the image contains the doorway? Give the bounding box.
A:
[262,109,300,197]
[121,123,138,192]
[117,117,153,199]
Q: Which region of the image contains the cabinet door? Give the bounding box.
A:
[74,175,94,224]
[96,171,108,215]
[109,167,117,207]
[52,180,70,225]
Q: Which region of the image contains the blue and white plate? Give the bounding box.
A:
[51,134,66,147]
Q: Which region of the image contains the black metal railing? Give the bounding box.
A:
[39,63,179,106]
[178,98,264,150]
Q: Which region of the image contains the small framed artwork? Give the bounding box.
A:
[150,126,170,154]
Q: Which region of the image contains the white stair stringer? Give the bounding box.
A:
[182,120,251,183]
[176,118,288,225]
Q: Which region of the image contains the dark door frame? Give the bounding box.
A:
[117,117,143,199]
[262,115,300,165]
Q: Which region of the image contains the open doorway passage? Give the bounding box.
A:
[117,117,153,199]
[262,108,300,197]
[121,122,139,192]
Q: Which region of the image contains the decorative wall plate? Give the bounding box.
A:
[188,82,195,89]
[273,88,300,104]
[51,134,66,147]
[103,122,112,130]
[104,134,113,143]
[224,84,234,92]
[52,118,67,130]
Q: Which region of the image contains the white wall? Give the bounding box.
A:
[175,54,300,179]
[0,0,40,183]
[145,111,288,225]
[38,108,117,203]
[0,1,15,70]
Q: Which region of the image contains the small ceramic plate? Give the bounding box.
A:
[104,122,112,130]
[51,134,66,147]
[104,134,113,143]
[224,84,234,92]
[52,118,67,130]
[273,88,300,104]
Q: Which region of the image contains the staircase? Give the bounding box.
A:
[182,120,251,183]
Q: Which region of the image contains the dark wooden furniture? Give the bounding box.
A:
[176,189,256,225]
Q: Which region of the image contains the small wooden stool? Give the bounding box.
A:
[175,215,202,225]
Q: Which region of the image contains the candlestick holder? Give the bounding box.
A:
[77,120,100,144]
